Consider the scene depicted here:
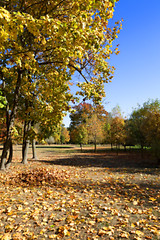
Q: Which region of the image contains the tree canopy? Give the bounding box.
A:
[0,0,121,169]
[0,0,121,102]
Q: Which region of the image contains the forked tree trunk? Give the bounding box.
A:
[0,69,23,170]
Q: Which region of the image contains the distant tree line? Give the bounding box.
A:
[68,100,160,164]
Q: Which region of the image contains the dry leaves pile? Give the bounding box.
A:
[2,167,69,187]
[0,153,160,240]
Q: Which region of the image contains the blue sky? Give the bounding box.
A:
[63,0,160,127]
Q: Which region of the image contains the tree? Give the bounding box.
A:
[69,102,89,149]
[69,102,108,151]
[60,126,70,144]
[124,119,136,149]
[141,99,160,163]
[69,102,93,132]
[104,121,111,146]
[127,100,160,162]
[128,106,148,152]
[18,70,71,164]
[0,0,121,169]
[110,116,126,152]
[106,106,126,151]
[87,113,106,152]
[70,124,88,151]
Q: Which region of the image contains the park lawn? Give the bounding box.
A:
[0,145,160,240]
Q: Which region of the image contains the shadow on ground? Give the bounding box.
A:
[31,152,159,174]
[34,145,74,149]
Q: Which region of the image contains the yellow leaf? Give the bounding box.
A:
[135,230,144,236]
[149,197,156,201]
[58,226,70,237]
[133,200,138,205]
[1,233,12,240]
[98,229,107,236]
[12,233,24,240]
[131,223,135,228]
[120,231,130,238]
[88,220,95,225]
[48,234,57,239]
[41,37,46,45]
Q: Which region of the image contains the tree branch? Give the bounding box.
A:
[38,60,89,83]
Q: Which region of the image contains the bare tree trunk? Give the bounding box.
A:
[5,140,13,169]
[1,135,14,171]
[0,112,12,169]
[111,143,113,150]
[0,69,23,170]
[94,140,97,153]
[22,139,30,164]
[22,120,31,164]
[80,143,83,153]
[0,141,9,170]
[32,139,37,160]
[141,145,144,159]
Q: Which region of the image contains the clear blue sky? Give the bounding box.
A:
[63,0,160,127]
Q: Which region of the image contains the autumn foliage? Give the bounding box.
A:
[0,0,122,169]
[2,167,68,187]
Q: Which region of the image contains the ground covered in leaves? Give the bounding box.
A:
[0,145,160,240]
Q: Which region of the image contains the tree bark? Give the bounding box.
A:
[22,120,31,164]
[32,139,37,160]
[22,139,30,164]
[0,68,23,170]
[94,140,97,153]
[5,140,13,169]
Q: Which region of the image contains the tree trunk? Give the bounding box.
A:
[80,143,82,152]
[32,139,37,160]
[22,139,30,164]
[5,141,13,169]
[141,145,144,159]
[94,141,97,153]
[116,144,119,155]
[111,143,113,150]
[22,120,31,164]
[0,137,12,170]
[0,69,23,170]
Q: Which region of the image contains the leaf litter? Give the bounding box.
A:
[0,151,160,240]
